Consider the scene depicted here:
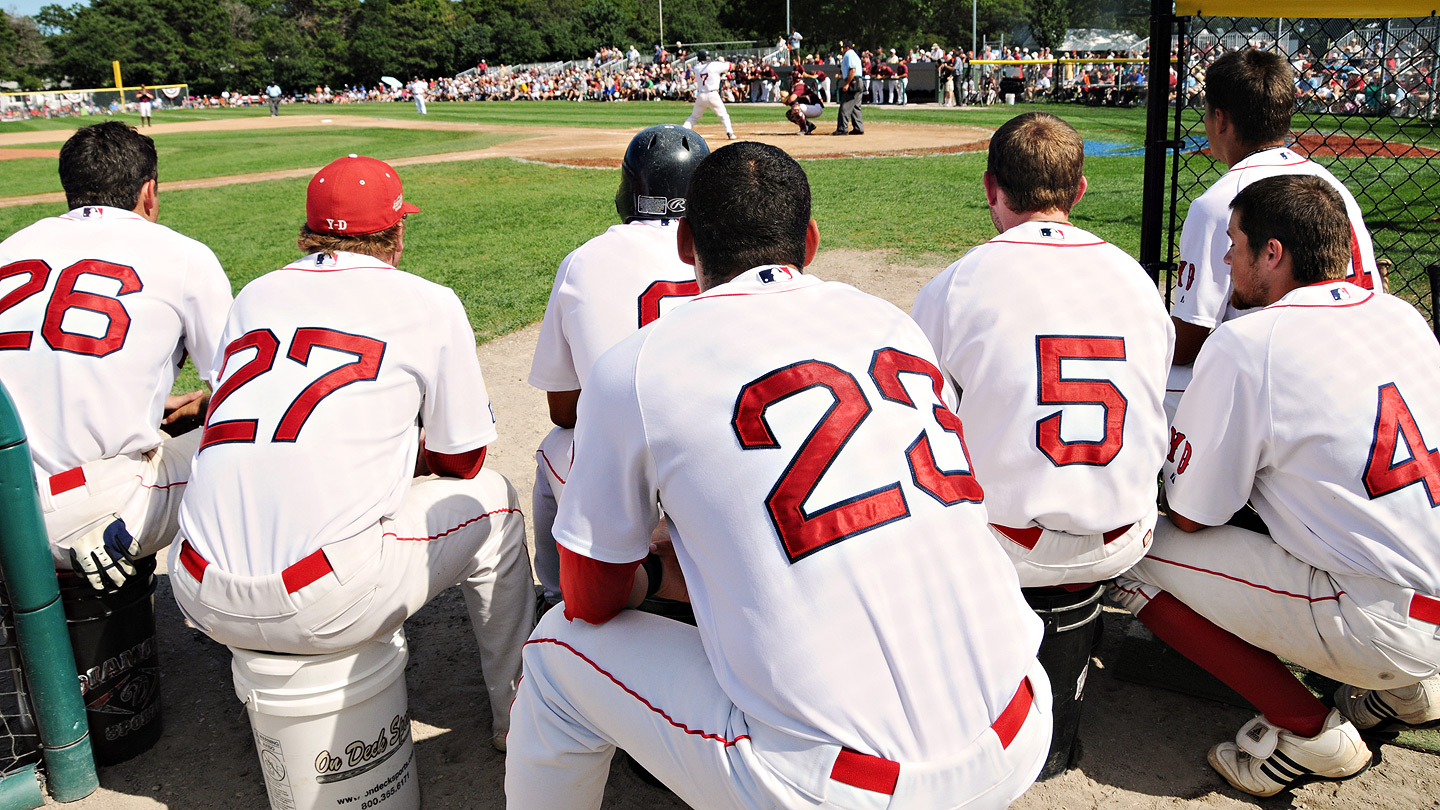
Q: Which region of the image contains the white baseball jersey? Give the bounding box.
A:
[1166,281,1440,594]
[1173,147,1378,330]
[179,251,497,576]
[912,221,1174,535]
[529,220,696,392]
[694,60,731,94]
[0,206,231,476]
[557,266,1042,761]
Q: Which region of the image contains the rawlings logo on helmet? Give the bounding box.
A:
[667,197,687,214]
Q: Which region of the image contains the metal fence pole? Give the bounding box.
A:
[1139,0,1177,284]
[0,382,97,803]
[1429,265,1440,341]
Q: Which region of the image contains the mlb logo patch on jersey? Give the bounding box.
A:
[1039,227,1066,241]
[757,266,795,284]
[1332,286,1351,301]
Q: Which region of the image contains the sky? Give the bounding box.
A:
[5,0,85,18]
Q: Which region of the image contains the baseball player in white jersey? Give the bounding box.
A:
[171,155,533,752]
[136,85,154,127]
[408,78,428,114]
[682,50,736,140]
[506,142,1051,810]
[1167,48,1378,418]
[912,112,1172,779]
[0,121,231,592]
[1109,175,1440,797]
[529,125,710,605]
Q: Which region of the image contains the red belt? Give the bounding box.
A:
[991,522,1133,551]
[179,540,334,594]
[49,467,86,496]
[1411,593,1440,624]
[828,676,1035,795]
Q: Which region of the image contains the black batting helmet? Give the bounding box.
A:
[615,124,711,222]
[697,49,711,61]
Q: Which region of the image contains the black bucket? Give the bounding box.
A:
[56,556,162,766]
[1024,582,1104,780]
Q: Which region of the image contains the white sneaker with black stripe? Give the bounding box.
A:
[1334,677,1440,732]
[1207,709,1372,797]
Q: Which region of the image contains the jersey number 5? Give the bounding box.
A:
[0,259,140,356]
[1036,335,1128,466]
[200,328,386,451]
[1363,383,1440,506]
[732,349,981,563]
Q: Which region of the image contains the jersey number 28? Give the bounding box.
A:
[733,348,981,563]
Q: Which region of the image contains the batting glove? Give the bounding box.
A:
[69,515,141,593]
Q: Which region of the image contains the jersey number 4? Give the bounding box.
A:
[200,328,386,451]
[0,259,140,356]
[1363,383,1440,506]
[733,349,981,563]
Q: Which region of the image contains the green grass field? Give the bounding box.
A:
[1,100,1434,367]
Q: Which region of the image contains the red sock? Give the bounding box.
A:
[1138,592,1329,738]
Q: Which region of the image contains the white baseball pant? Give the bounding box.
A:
[506,609,1053,810]
[990,505,1157,587]
[1163,362,1192,424]
[682,92,733,136]
[531,426,574,601]
[40,430,201,568]
[796,103,824,120]
[171,469,535,732]
[1111,517,1440,689]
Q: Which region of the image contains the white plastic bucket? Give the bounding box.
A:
[231,630,419,810]
[1005,93,1016,105]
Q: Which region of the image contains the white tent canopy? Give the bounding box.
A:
[1060,29,1145,54]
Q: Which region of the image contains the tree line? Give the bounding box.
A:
[0,0,1148,95]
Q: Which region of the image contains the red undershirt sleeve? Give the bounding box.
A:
[559,545,641,625]
[424,446,487,479]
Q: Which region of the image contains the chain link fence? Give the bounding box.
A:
[1158,16,1439,332]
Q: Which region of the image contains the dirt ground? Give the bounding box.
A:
[5,110,1434,808]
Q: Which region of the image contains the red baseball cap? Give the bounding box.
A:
[306,154,420,235]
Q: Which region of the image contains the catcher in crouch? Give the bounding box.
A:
[782,69,825,135]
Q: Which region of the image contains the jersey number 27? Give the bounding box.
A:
[733,348,981,563]
[200,328,386,450]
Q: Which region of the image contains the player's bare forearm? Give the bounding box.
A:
[547,390,580,429]
[1172,317,1211,366]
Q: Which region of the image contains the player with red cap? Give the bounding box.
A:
[174,154,534,752]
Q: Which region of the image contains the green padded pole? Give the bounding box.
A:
[0,764,44,810]
[0,382,98,802]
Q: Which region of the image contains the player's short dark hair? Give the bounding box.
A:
[59,121,158,211]
[1230,175,1348,285]
[296,220,405,261]
[987,112,1084,215]
[685,142,810,286]
[1204,48,1293,146]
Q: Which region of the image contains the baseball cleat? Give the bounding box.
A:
[1334,677,1440,732]
[492,731,508,752]
[1207,709,1372,797]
